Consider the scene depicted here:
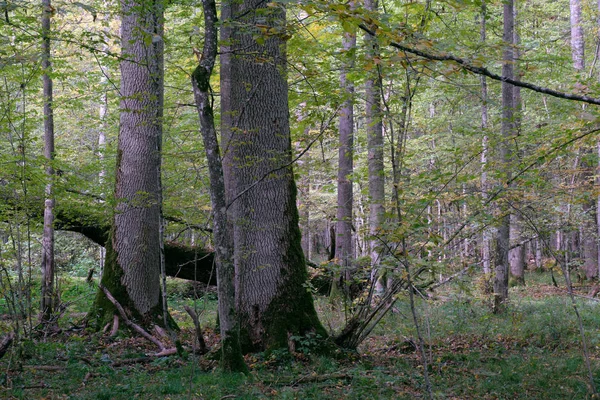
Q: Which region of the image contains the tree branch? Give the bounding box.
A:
[359,24,600,106]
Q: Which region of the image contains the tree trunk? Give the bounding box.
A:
[40,0,55,323]
[493,0,515,313]
[364,0,385,271]
[569,0,597,279]
[508,3,525,286]
[220,0,327,352]
[570,0,585,72]
[89,0,168,328]
[334,16,356,298]
[597,0,600,279]
[191,0,246,372]
[509,214,525,285]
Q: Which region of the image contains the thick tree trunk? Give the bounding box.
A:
[220,0,327,352]
[335,18,356,298]
[89,0,168,328]
[493,0,515,313]
[191,0,246,372]
[40,0,55,323]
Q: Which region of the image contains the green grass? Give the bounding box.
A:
[2,270,600,399]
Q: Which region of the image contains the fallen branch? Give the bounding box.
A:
[0,331,15,359]
[22,383,49,389]
[183,305,208,354]
[98,283,175,355]
[263,372,353,386]
[112,357,151,367]
[109,314,119,337]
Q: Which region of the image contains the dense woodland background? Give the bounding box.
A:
[3,0,600,398]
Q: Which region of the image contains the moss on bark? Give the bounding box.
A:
[87,226,177,331]
[239,178,330,354]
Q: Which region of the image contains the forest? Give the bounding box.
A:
[2,0,600,398]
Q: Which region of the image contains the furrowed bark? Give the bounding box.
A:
[89,0,169,328]
[221,0,328,352]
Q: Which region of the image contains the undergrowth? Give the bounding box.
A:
[1,270,600,399]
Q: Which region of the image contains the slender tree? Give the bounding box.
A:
[480,0,491,278]
[40,0,55,323]
[568,0,597,279]
[570,0,585,71]
[509,2,525,286]
[493,0,515,313]
[191,0,246,371]
[364,0,385,274]
[335,10,356,298]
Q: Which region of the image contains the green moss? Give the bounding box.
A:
[87,224,178,331]
[87,226,127,330]
[221,331,249,374]
[192,65,211,92]
[247,175,331,354]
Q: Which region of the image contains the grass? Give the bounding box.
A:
[2,270,600,398]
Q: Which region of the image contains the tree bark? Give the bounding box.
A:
[40,0,55,323]
[493,0,515,313]
[220,0,327,352]
[191,0,246,372]
[509,214,525,285]
[364,0,385,271]
[480,1,491,277]
[335,14,356,298]
[570,0,585,72]
[89,0,168,328]
[508,3,525,286]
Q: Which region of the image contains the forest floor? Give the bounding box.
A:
[1,270,600,399]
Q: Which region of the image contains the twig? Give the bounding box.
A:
[262,372,353,385]
[563,291,600,303]
[112,357,151,367]
[24,365,65,371]
[429,266,471,291]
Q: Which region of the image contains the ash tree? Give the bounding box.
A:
[220,0,328,352]
[89,0,169,328]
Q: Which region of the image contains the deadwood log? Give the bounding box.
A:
[2,194,328,288]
